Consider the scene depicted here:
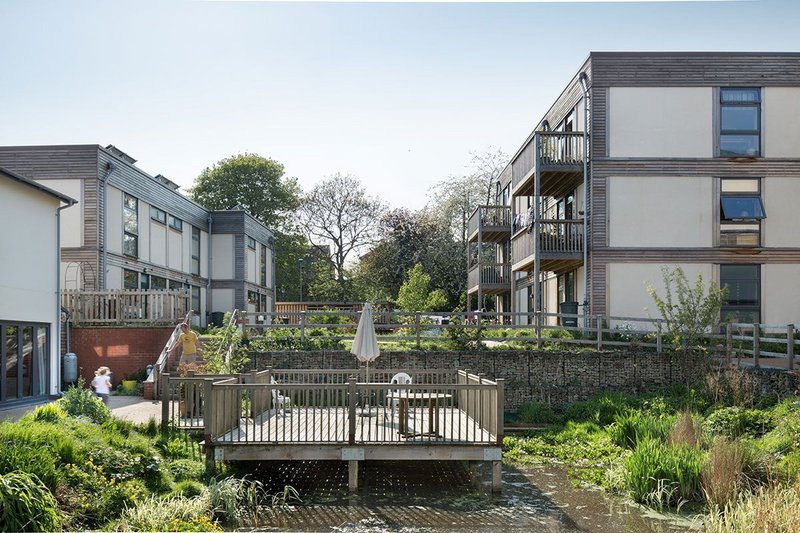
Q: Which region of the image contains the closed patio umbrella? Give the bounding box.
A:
[351,302,380,383]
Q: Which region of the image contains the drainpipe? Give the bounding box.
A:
[99,162,114,290]
[206,215,213,326]
[56,201,75,394]
[579,71,591,329]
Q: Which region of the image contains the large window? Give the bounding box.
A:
[123,194,138,257]
[720,264,760,324]
[720,88,761,157]
[719,178,766,247]
[1,322,49,403]
[191,226,201,276]
[150,276,166,290]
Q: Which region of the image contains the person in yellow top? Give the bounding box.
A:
[173,323,201,365]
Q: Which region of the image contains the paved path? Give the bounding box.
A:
[0,395,161,424]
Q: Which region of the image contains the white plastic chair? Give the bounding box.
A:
[387,372,412,427]
[270,377,291,415]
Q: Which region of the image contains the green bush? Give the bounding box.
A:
[609,411,672,450]
[0,471,61,532]
[31,402,67,423]
[517,402,559,425]
[624,438,704,507]
[562,393,632,426]
[60,380,111,424]
[705,407,773,438]
[171,480,206,498]
[168,459,206,482]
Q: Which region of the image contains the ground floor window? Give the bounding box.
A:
[720,264,760,324]
[0,322,49,402]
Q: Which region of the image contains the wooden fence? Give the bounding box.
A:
[62,289,190,325]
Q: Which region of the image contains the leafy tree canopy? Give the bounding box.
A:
[397,264,449,312]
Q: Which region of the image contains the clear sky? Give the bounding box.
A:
[1,0,798,209]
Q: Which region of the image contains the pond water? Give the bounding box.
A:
[249,461,698,532]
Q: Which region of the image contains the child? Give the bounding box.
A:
[91,366,112,405]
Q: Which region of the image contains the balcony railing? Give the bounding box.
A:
[467,205,512,239]
[62,289,190,325]
[511,219,584,266]
[468,263,511,289]
[511,132,585,191]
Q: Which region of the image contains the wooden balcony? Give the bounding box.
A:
[62,289,190,325]
[467,206,512,243]
[467,263,511,295]
[511,132,585,198]
[511,219,584,272]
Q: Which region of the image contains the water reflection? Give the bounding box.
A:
[248,461,696,532]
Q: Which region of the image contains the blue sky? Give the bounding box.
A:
[1,0,798,209]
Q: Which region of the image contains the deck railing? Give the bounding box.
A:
[467,205,512,238]
[161,369,503,447]
[511,219,584,265]
[468,263,511,289]
[511,131,585,190]
[62,289,190,325]
[148,310,193,399]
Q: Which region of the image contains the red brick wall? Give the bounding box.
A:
[71,327,174,386]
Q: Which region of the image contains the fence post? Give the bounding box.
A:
[535,312,542,349]
[348,377,357,445]
[160,372,170,432]
[203,379,215,474]
[753,323,760,368]
[656,319,663,354]
[477,310,483,347]
[726,323,733,366]
[415,312,421,350]
[788,324,795,371]
[300,311,307,349]
[596,315,603,351]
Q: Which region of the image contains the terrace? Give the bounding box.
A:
[511,131,585,198]
[160,368,504,491]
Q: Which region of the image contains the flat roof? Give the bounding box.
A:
[0,166,77,204]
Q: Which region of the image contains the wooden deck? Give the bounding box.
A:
[161,369,504,491]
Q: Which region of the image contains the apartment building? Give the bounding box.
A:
[468,52,800,326]
[0,145,275,327]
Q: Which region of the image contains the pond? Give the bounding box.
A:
[249,460,697,532]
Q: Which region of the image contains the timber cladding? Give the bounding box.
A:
[248,349,798,410]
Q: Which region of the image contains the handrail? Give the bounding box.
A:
[148,309,194,398]
[511,131,585,190]
[222,309,241,373]
[61,289,190,325]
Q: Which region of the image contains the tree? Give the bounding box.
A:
[396,264,448,312]
[189,154,300,230]
[647,267,728,354]
[188,154,305,301]
[470,148,508,205]
[297,173,384,294]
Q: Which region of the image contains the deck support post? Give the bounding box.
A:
[160,372,170,433]
[788,324,795,371]
[203,379,216,475]
[491,461,502,493]
[348,460,359,492]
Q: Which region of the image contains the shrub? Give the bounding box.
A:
[702,437,745,508]
[32,403,67,423]
[609,411,672,449]
[562,393,632,426]
[168,459,206,482]
[705,407,773,438]
[0,472,61,532]
[624,438,704,507]
[518,401,559,425]
[171,480,206,498]
[60,380,111,424]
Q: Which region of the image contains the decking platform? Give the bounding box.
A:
[161,369,504,491]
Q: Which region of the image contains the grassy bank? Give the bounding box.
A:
[0,384,298,531]
[503,368,800,531]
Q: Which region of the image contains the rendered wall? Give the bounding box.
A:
[763,264,800,325]
[764,87,800,158]
[763,178,800,248]
[106,185,122,254]
[211,234,234,279]
[608,176,713,247]
[608,87,713,158]
[39,179,82,247]
[607,263,713,320]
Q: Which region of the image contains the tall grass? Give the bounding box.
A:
[702,438,745,508]
[113,493,219,532]
[624,438,704,507]
[0,471,62,532]
[704,482,800,532]
[609,411,672,449]
[669,409,703,449]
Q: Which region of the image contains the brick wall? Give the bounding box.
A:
[71,326,174,386]
[248,350,798,410]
